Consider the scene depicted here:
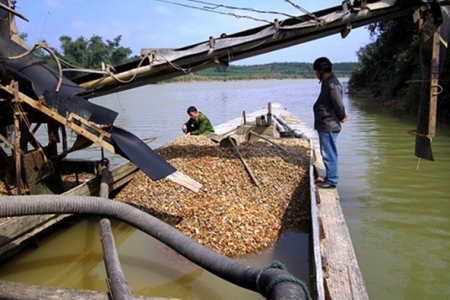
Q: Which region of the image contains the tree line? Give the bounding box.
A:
[171,62,357,82]
[348,17,450,123]
[26,33,138,78]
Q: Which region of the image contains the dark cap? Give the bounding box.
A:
[313,57,333,72]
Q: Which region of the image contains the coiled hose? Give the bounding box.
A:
[0,195,311,300]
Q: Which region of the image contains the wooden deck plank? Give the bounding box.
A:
[304,121,369,299]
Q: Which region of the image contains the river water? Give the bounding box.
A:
[1,79,450,299]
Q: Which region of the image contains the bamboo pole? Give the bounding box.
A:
[12,82,21,195]
[227,136,259,187]
[428,23,441,139]
[248,131,288,153]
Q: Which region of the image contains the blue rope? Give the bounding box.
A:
[256,260,312,300]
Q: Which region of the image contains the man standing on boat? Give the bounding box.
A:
[312,57,348,189]
[182,106,215,136]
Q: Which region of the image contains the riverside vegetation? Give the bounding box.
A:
[349,18,450,124]
[165,62,357,82]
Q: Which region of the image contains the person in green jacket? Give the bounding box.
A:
[182,106,215,136]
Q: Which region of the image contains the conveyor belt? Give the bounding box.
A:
[0,32,179,182]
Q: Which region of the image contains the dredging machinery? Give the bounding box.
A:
[0,1,449,299]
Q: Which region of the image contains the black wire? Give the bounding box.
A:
[153,0,318,24]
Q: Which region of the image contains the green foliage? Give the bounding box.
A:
[348,17,440,119]
[24,34,135,77]
[57,34,132,69]
[350,18,419,100]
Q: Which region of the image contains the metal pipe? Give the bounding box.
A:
[272,119,285,133]
[99,166,110,199]
[272,114,306,138]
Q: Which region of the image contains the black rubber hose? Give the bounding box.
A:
[98,167,130,300]
[99,219,130,300]
[0,195,310,300]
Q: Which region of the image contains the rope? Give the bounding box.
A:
[256,260,312,300]
[2,43,63,93]
[105,52,151,84]
[283,0,317,19]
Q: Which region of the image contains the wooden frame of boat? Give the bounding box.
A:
[0,161,139,260]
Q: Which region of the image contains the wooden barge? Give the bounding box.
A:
[0,102,368,299]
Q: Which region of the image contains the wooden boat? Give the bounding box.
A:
[0,102,367,299]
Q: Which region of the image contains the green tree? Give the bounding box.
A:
[59,35,89,67]
[58,34,132,69]
[107,35,133,66]
[349,16,450,123]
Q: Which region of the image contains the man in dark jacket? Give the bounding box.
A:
[182,106,215,136]
[312,57,348,189]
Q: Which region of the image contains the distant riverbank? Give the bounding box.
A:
[164,62,357,83]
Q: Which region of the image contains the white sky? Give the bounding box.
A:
[14,0,374,65]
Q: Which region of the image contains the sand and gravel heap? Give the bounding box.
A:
[115,134,311,257]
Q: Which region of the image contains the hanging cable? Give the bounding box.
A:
[154,0,273,24]
[2,43,63,92]
[283,0,317,19]
[186,0,307,20]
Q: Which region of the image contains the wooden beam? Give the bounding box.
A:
[0,82,116,154]
[12,82,22,195]
[428,24,441,139]
[227,136,259,187]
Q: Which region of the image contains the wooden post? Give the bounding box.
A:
[428,24,440,139]
[47,119,59,157]
[61,125,67,154]
[12,81,21,195]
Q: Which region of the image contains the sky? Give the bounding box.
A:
[13,0,374,65]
